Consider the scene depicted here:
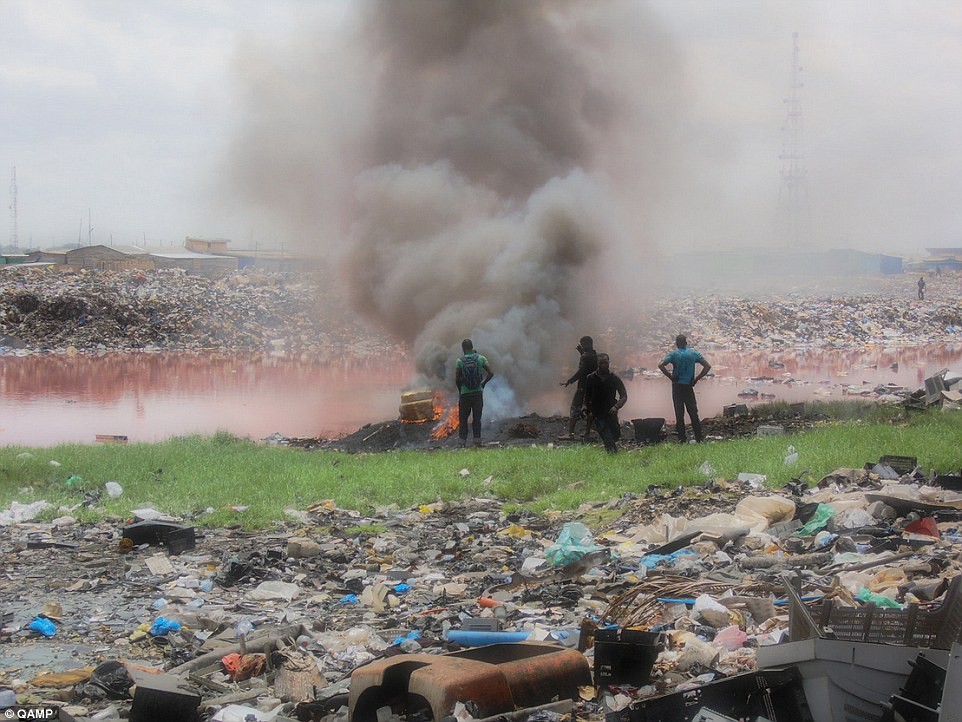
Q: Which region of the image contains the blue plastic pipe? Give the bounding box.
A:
[446,630,531,647]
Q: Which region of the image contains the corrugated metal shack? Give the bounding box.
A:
[65,244,152,271]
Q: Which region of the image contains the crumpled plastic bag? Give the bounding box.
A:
[798,503,836,536]
[88,660,135,699]
[905,516,940,538]
[858,588,903,609]
[713,624,749,651]
[149,617,182,636]
[545,522,600,567]
[29,616,57,637]
[734,496,796,532]
[693,594,730,628]
[675,636,720,671]
[221,652,267,681]
[249,580,300,601]
[212,704,280,722]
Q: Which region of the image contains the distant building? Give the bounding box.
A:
[183,236,320,272]
[920,248,962,272]
[23,250,67,265]
[150,251,238,278]
[185,237,232,254]
[65,245,152,271]
[662,248,902,283]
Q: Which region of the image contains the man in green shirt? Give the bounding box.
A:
[455,338,494,448]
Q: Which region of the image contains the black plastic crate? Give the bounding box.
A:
[594,628,664,687]
[878,455,918,475]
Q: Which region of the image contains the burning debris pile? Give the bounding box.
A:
[3,458,962,721]
[296,409,821,454]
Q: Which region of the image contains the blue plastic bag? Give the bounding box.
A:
[29,616,57,637]
[149,617,182,636]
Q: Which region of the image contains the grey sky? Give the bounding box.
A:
[1,0,959,256]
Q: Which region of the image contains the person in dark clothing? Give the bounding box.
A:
[658,334,711,443]
[455,338,494,448]
[918,276,926,300]
[558,335,598,440]
[583,353,628,453]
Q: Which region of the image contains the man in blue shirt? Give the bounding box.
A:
[658,334,712,443]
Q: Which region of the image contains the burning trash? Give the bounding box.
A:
[431,395,459,440]
[398,390,460,439]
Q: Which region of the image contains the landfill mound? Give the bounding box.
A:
[0,266,400,355]
[2,266,961,354]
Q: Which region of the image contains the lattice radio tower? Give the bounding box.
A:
[8,167,17,250]
[777,32,810,248]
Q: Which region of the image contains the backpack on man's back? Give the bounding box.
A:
[460,353,483,390]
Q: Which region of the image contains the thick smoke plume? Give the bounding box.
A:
[226,1,681,416]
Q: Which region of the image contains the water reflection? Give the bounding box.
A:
[616,344,962,423]
[1,344,959,447]
[0,351,414,446]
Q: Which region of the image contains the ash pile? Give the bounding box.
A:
[3,456,962,721]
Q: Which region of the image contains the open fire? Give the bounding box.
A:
[399,389,459,439]
[430,392,459,440]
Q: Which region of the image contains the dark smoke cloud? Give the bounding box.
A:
[225,0,684,416]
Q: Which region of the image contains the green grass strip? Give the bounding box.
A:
[1,408,959,530]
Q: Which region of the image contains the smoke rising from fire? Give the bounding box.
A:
[225,1,682,415]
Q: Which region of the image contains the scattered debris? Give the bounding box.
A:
[2,456,962,721]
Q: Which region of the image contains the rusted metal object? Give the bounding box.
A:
[348,642,591,722]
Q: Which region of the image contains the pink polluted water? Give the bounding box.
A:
[1,344,960,447]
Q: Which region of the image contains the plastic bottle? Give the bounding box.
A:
[784,445,799,465]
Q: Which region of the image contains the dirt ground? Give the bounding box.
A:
[288,409,818,453]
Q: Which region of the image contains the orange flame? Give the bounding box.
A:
[430,392,459,440]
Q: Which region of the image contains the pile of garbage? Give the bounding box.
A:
[2,267,960,355]
[0,267,399,356]
[612,271,962,351]
[2,454,962,720]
